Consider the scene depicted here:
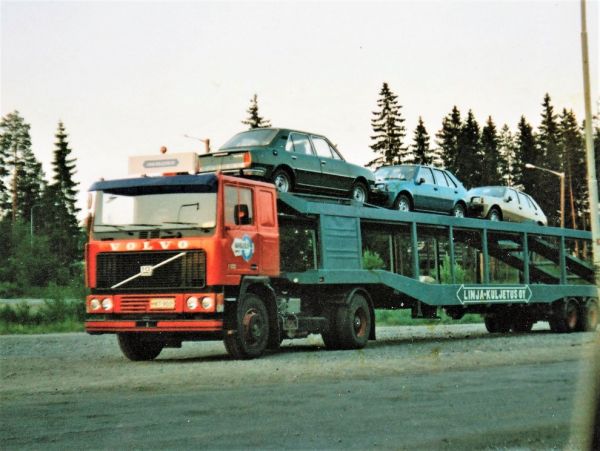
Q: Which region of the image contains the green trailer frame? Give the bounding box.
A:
[277,193,597,308]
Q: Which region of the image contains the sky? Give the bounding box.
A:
[1,0,598,216]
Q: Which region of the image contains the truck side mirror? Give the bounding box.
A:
[234,204,251,225]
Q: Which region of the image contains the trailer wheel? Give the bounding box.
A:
[484,314,511,333]
[549,299,579,333]
[117,333,164,361]
[224,293,270,359]
[579,299,598,332]
[335,293,371,349]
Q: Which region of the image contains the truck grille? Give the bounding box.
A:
[96,250,206,290]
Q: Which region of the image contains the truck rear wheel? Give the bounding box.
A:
[117,333,164,361]
[549,298,579,333]
[224,293,270,359]
[484,314,511,333]
[335,293,371,349]
[579,299,598,332]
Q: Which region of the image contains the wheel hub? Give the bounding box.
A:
[242,309,263,342]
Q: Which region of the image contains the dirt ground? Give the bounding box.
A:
[1,324,598,450]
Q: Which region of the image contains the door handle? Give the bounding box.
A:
[250,264,258,271]
[321,161,326,165]
[291,156,297,160]
[433,187,438,191]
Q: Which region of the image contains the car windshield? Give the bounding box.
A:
[220,129,278,149]
[470,186,506,197]
[93,191,217,231]
[375,166,416,181]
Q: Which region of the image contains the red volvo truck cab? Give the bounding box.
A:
[85,152,280,360]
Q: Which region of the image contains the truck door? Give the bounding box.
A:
[223,184,260,275]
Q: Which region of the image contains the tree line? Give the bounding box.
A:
[245,87,600,229]
[0,112,81,295]
[0,87,598,293]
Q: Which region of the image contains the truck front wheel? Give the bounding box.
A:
[117,333,164,361]
[224,293,270,359]
[335,293,371,349]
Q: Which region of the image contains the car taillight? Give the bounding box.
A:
[243,152,252,168]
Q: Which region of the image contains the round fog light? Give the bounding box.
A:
[90,298,101,311]
[101,298,113,311]
[187,296,199,310]
[201,296,214,310]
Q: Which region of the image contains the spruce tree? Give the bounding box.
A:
[241,94,271,129]
[514,116,537,193]
[41,121,81,265]
[456,110,482,188]
[536,94,562,226]
[0,111,45,222]
[480,116,502,186]
[558,110,586,229]
[498,124,517,186]
[436,106,462,173]
[367,82,407,167]
[411,117,431,165]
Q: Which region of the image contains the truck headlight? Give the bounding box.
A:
[186,296,199,310]
[101,298,113,311]
[201,296,214,310]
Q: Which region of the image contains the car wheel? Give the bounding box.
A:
[395,194,412,212]
[272,168,293,193]
[452,203,466,218]
[487,207,502,221]
[350,181,368,203]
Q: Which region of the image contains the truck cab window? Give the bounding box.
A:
[225,186,254,226]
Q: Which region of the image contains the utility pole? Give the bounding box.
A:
[580,0,600,284]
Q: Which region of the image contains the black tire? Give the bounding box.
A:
[484,314,511,333]
[117,333,164,361]
[224,293,270,359]
[350,181,368,203]
[335,293,371,349]
[549,299,579,333]
[321,305,341,349]
[487,207,502,222]
[272,168,293,193]
[579,299,598,332]
[394,194,412,212]
[452,203,466,218]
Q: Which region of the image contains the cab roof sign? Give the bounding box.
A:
[128,152,199,175]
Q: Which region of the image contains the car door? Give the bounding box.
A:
[432,168,456,212]
[412,167,439,212]
[285,133,323,189]
[310,135,353,193]
[502,188,521,221]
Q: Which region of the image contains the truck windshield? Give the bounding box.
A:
[93,191,217,231]
[220,129,278,149]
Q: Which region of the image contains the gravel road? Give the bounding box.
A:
[1,324,598,450]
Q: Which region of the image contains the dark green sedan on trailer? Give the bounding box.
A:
[198,128,375,202]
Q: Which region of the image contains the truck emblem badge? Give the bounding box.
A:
[231,235,255,262]
[140,265,154,277]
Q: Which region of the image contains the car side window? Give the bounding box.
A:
[311,136,334,158]
[443,172,457,188]
[433,169,450,187]
[286,133,313,156]
[517,192,527,206]
[418,167,435,185]
[525,194,537,210]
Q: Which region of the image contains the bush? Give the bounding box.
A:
[363,249,386,270]
[0,282,24,298]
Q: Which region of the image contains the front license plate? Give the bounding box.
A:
[150,298,175,310]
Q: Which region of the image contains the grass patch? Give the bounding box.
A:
[376,309,482,326]
[0,298,85,335]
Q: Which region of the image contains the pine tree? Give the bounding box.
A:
[514,116,537,192]
[436,106,462,173]
[241,94,271,129]
[367,82,407,167]
[50,121,79,220]
[498,124,517,186]
[411,117,431,165]
[536,94,562,226]
[0,111,45,222]
[480,116,502,186]
[456,110,482,188]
